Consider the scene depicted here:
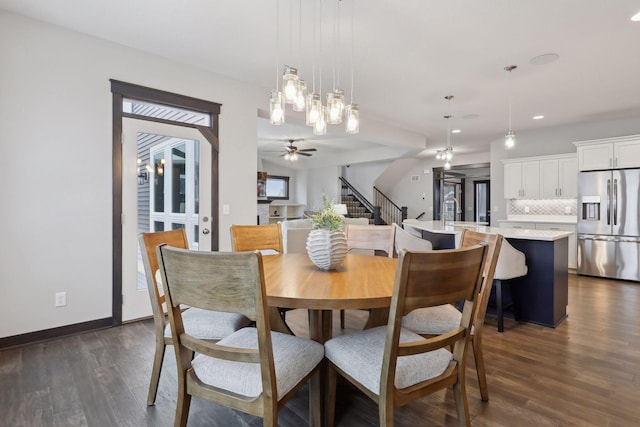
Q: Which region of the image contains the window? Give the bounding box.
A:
[266,175,289,200]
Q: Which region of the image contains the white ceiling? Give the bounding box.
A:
[3,0,640,164]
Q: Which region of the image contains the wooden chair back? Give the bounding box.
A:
[458,229,504,331]
[346,224,394,257]
[231,223,284,253]
[156,246,277,423]
[138,229,190,329]
[382,244,487,423]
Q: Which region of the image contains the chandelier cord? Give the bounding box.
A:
[275,0,280,90]
[350,0,354,103]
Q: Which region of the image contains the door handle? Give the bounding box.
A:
[202,228,210,235]
[606,179,611,225]
[613,179,617,226]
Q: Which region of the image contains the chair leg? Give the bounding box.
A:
[472,334,489,401]
[340,309,345,329]
[496,279,504,333]
[175,390,191,427]
[453,380,471,427]
[326,365,338,427]
[147,340,166,405]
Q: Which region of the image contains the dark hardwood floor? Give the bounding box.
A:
[1,273,639,426]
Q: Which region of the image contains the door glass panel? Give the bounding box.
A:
[171,144,186,214]
[153,153,165,212]
[153,221,164,232]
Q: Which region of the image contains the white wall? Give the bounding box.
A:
[306,166,342,210]
[0,11,261,338]
[343,160,392,202]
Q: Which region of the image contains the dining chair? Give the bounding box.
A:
[392,223,432,256]
[492,239,528,332]
[324,244,488,427]
[401,229,503,402]
[342,224,395,328]
[138,229,251,406]
[230,223,284,254]
[156,246,324,427]
[230,223,292,334]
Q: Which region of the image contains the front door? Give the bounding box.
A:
[121,118,212,322]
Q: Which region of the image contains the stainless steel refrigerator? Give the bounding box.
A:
[577,169,640,281]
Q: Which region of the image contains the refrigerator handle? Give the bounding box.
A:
[613,179,618,226]
[607,179,611,225]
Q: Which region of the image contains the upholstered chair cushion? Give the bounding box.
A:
[402,304,462,335]
[164,308,251,340]
[324,326,452,395]
[191,327,324,399]
[394,224,432,255]
[494,239,528,280]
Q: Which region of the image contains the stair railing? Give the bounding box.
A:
[373,186,408,226]
[339,177,381,224]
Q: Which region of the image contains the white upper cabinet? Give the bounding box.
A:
[575,135,640,171]
[540,155,577,198]
[503,160,540,198]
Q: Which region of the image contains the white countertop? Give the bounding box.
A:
[498,215,577,224]
[403,220,572,242]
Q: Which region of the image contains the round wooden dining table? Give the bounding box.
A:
[262,252,397,342]
[261,252,397,426]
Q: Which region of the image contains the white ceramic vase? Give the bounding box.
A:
[306,229,348,271]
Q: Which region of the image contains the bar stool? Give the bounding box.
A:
[493,239,527,332]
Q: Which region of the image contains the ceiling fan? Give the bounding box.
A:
[270,139,318,159]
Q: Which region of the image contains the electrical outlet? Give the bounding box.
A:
[223,204,230,215]
[525,206,530,213]
[565,206,571,214]
[55,292,67,307]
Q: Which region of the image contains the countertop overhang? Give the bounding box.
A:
[403,220,572,241]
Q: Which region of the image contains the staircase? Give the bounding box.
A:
[341,192,374,223]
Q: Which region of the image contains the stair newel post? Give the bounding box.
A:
[373,206,382,225]
[401,206,408,222]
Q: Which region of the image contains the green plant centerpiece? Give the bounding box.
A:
[306,195,348,270]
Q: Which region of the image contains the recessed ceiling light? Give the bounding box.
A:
[632,11,640,21]
[529,53,560,65]
[533,115,545,120]
[462,113,480,120]
[451,129,461,134]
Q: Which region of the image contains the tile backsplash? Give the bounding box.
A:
[509,199,577,216]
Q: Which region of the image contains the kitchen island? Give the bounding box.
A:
[403,220,572,328]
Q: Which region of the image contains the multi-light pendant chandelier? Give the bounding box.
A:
[504,65,518,149]
[435,95,455,170]
[269,0,359,135]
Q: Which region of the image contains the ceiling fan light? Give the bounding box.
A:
[505,130,516,149]
[313,105,327,135]
[345,104,359,134]
[306,93,321,126]
[293,80,307,112]
[282,65,299,104]
[290,153,299,161]
[269,90,285,125]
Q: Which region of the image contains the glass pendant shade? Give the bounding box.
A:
[505,130,516,149]
[444,160,451,170]
[269,90,285,125]
[282,65,299,104]
[345,104,359,134]
[306,93,322,126]
[327,89,345,124]
[313,105,327,135]
[445,148,453,160]
[293,80,307,112]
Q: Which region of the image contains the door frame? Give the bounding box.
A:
[473,179,491,224]
[111,80,221,326]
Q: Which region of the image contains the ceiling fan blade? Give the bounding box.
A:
[298,152,312,156]
[298,148,317,152]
